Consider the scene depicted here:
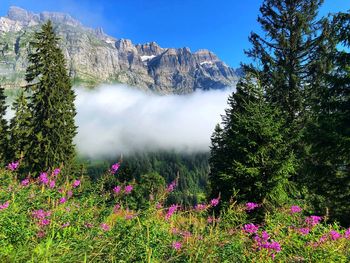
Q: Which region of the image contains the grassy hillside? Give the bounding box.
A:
[0,165,349,262]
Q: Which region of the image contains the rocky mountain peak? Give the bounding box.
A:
[7,6,38,23]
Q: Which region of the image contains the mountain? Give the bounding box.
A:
[0,6,239,94]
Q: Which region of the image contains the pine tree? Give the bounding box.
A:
[209,74,296,206]
[25,21,77,174]
[0,84,9,165]
[244,0,325,120]
[8,90,32,165]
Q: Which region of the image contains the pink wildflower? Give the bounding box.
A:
[21,178,30,187]
[52,168,61,177]
[165,204,178,221]
[345,228,350,239]
[113,204,121,213]
[39,172,49,185]
[246,202,259,211]
[290,205,302,214]
[37,231,46,238]
[113,186,121,194]
[166,180,177,192]
[110,163,120,174]
[243,223,259,234]
[7,161,19,171]
[210,197,220,207]
[0,201,9,210]
[49,180,56,189]
[305,215,322,227]
[40,219,50,226]
[124,185,133,194]
[195,203,207,211]
[156,203,163,209]
[62,222,70,228]
[59,197,67,204]
[72,180,80,188]
[67,190,73,198]
[172,241,182,250]
[84,222,93,228]
[329,230,341,240]
[298,228,310,235]
[100,223,110,231]
[261,231,270,241]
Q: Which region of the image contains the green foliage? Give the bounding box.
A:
[24,21,77,174]
[209,74,296,207]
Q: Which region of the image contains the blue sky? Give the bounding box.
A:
[1,0,349,68]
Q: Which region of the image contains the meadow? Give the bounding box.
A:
[0,162,349,262]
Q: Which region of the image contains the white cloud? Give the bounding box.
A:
[75,85,233,158]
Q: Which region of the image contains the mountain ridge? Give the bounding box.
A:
[0,6,239,94]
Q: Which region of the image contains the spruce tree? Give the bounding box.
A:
[25,21,77,174]
[0,84,9,165]
[8,90,32,166]
[209,74,296,206]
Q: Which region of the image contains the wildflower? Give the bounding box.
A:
[39,172,49,185]
[125,214,134,220]
[329,230,341,240]
[243,223,259,234]
[124,185,133,194]
[113,186,121,194]
[84,222,93,228]
[113,204,121,213]
[290,205,302,214]
[67,190,73,198]
[49,180,56,189]
[0,201,9,210]
[298,228,310,235]
[210,197,220,207]
[345,228,350,239]
[62,222,70,228]
[268,241,281,252]
[110,162,120,174]
[261,231,270,241]
[166,180,177,192]
[52,168,61,177]
[37,231,46,238]
[246,202,259,211]
[7,161,19,171]
[165,204,178,221]
[21,178,30,187]
[172,241,182,250]
[72,180,80,188]
[32,209,51,220]
[171,228,179,234]
[100,223,110,231]
[195,203,207,211]
[305,215,322,227]
[59,197,67,204]
[40,219,50,226]
[156,203,163,209]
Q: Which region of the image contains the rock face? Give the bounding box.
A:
[0,6,239,94]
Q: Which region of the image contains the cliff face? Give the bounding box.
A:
[0,6,239,94]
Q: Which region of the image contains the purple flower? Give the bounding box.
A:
[0,201,9,210]
[261,231,270,241]
[156,203,163,209]
[246,202,259,211]
[195,203,207,211]
[172,241,182,250]
[345,228,350,239]
[243,223,259,234]
[124,185,133,194]
[21,178,30,187]
[210,197,220,207]
[166,180,177,192]
[72,180,80,188]
[62,222,70,228]
[49,180,56,189]
[165,204,178,221]
[100,223,110,231]
[7,161,19,171]
[40,219,51,226]
[39,172,49,185]
[305,215,322,227]
[290,205,302,214]
[110,162,120,174]
[298,228,310,235]
[113,204,121,213]
[67,190,73,198]
[113,186,121,194]
[329,230,341,240]
[52,168,61,177]
[59,197,67,204]
[268,241,282,252]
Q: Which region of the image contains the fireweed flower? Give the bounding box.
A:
[243,223,259,234]
[165,204,178,221]
[39,172,49,185]
[72,180,80,188]
[329,230,341,240]
[172,241,182,250]
[210,197,220,207]
[40,219,51,226]
[195,203,207,211]
[59,197,67,204]
[67,190,73,198]
[298,228,310,235]
[49,180,56,189]
[113,204,121,213]
[305,215,322,227]
[290,205,302,214]
[0,201,9,210]
[7,161,19,171]
[110,163,120,174]
[52,168,61,177]
[246,202,259,211]
[21,178,29,187]
[113,186,121,194]
[124,185,133,194]
[166,180,177,192]
[100,223,110,231]
[345,228,350,239]
[62,222,70,228]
